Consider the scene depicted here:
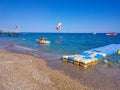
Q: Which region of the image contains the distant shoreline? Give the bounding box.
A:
[1,31,120,34]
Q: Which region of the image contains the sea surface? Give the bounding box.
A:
[0,33,120,66]
[0,33,120,89]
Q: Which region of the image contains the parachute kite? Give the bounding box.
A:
[16,25,19,29]
[56,23,62,30]
[15,25,20,33]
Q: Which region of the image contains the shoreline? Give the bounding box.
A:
[0,42,120,90]
[0,49,88,90]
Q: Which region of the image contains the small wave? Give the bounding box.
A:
[14,45,37,51]
[22,38,26,40]
[33,53,40,57]
[36,39,39,41]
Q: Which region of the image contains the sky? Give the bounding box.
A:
[0,0,120,33]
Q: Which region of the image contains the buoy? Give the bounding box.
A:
[117,50,120,55]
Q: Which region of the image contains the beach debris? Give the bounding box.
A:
[62,43,120,67]
[38,37,51,44]
[56,23,62,30]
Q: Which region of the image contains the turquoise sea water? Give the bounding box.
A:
[0,33,120,66]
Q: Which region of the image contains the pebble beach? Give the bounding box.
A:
[0,49,88,90]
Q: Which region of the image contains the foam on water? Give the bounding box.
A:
[14,45,37,51]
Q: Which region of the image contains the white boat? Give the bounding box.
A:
[93,32,96,35]
[41,40,51,44]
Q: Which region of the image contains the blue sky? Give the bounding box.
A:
[0,0,120,33]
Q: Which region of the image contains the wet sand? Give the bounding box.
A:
[46,58,120,90]
[0,49,88,90]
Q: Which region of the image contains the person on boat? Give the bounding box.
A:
[39,38,46,44]
[38,38,51,44]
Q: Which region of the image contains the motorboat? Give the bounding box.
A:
[93,32,96,35]
[38,38,51,44]
[106,32,117,36]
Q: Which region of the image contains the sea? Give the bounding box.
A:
[0,33,120,66]
[0,32,120,89]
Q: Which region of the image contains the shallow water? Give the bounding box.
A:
[45,58,120,90]
[0,33,120,65]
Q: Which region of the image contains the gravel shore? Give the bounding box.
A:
[0,49,88,90]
